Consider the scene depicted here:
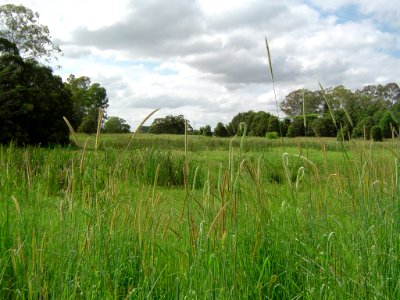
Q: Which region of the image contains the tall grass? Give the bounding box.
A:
[1,135,399,298]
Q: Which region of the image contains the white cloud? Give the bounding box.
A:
[3,0,400,129]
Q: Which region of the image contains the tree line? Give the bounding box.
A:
[149,83,400,141]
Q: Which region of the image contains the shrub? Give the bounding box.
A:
[266,131,279,139]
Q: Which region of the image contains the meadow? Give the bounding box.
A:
[1,133,399,299]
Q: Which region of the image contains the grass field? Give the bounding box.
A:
[1,133,399,299]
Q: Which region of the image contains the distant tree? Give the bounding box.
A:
[214,122,227,137]
[310,114,336,137]
[379,110,398,138]
[78,109,98,134]
[0,44,73,145]
[227,111,255,136]
[371,125,383,142]
[352,116,375,139]
[337,125,350,141]
[280,118,291,137]
[251,111,271,136]
[287,117,305,137]
[65,75,108,133]
[286,125,295,138]
[266,116,280,134]
[149,115,187,134]
[280,89,323,117]
[0,4,61,61]
[202,125,212,136]
[103,116,130,133]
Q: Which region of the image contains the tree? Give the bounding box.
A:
[0,37,18,55]
[0,4,60,61]
[104,116,131,133]
[286,117,305,137]
[310,114,336,137]
[337,125,350,141]
[214,122,228,137]
[149,115,187,134]
[0,42,73,145]
[266,116,280,134]
[352,116,375,139]
[371,125,383,142]
[379,110,398,138]
[66,75,109,133]
[202,125,212,136]
[280,89,323,117]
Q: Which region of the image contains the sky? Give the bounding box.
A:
[4,0,400,129]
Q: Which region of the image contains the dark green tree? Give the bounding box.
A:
[310,114,336,137]
[352,116,375,139]
[286,125,295,138]
[214,122,227,137]
[337,125,350,141]
[202,125,212,136]
[371,125,383,142]
[0,41,72,145]
[149,115,187,134]
[266,116,280,134]
[379,110,398,138]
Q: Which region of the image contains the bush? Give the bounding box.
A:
[371,125,383,142]
[266,131,279,139]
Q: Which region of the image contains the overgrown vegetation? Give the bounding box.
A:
[1,134,400,298]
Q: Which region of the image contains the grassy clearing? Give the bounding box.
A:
[0,135,399,298]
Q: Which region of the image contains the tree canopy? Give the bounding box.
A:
[149,115,189,134]
[104,116,131,133]
[65,75,109,134]
[0,4,60,61]
[0,40,72,145]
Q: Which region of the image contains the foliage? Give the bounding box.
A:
[371,125,383,141]
[227,111,272,136]
[286,124,295,137]
[352,116,375,139]
[280,89,323,117]
[337,125,350,141]
[0,47,72,145]
[200,124,212,136]
[149,114,187,134]
[65,75,109,133]
[103,116,131,133]
[265,131,279,139]
[266,116,280,134]
[0,4,60,61]
[310,114,336,137]
[213,122,228,137]
[379,110,398,138]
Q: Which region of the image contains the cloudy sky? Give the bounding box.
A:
[4,0,400,129]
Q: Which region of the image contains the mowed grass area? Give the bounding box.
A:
[1,134,399,299]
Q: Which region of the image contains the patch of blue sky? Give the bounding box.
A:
[305,1,365,24]
[334,4,365,24]
[378,48,400,59]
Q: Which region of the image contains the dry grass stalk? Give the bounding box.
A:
[63,116,79,147]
